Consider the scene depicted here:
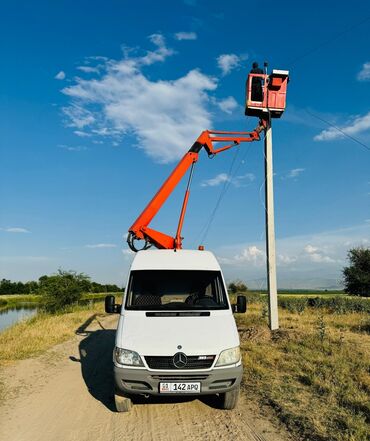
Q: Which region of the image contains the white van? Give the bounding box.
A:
[105,249,247,412]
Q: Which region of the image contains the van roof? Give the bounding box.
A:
[130,249,221,271]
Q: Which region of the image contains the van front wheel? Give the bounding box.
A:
[220,385,240,410]
[114,390,133,412]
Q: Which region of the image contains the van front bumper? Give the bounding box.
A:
[114,364,243,396]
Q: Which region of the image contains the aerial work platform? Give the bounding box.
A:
[245,69,289,119]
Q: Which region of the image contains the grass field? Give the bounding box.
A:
[0,302,106,364]
[1,293,369,440]
[0,293,113,310]
[237,302,370,441]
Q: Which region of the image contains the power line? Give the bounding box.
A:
[195,140,254,246]
[196,145,241,245]
[288,15,370,66]
[306,110,370,152]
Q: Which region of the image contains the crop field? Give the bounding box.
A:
[237,297,370,441]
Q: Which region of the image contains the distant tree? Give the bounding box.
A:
[343,247,370,297]
[228,280,248,294]
[38,275,49,284]
[39,269,90,312]
[26,281,39,293]
[105,283,122,292]
[0,279,13,294]
[0,273,123,299]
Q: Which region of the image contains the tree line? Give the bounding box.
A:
[0,273,122,295]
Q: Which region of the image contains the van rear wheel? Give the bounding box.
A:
[220,385,240,410]
[114,390,133,412]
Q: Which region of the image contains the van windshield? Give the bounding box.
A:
[125,270,229,310]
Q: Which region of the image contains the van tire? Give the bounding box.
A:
[220,385,240,410]
[114,391,133,412]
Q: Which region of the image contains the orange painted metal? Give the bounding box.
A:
[129,151,199,240]
[245,71,289,118]
[175,188,190,249]
[128,125,263,251]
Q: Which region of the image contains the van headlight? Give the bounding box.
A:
[215,346,240,367]
[114,347,144,367]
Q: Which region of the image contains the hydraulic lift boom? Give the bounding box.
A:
[127,65,289,253]
[127,122,265,252]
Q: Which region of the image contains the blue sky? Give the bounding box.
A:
[1,0,369,288]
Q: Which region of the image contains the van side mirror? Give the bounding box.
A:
[105,295,121,313]
[237,295,247,313]
[232,295,247,313]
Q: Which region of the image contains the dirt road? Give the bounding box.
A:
[0,314,291,441]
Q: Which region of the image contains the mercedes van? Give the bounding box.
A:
[105,249,246,412]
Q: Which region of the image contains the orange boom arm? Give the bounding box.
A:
[127,123,265,252]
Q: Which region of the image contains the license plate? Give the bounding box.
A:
[159,382,201,393]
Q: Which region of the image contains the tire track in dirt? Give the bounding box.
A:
[0,315,292,441]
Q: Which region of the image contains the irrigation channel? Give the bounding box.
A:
[0,305,38,333]
[0,298,104,333]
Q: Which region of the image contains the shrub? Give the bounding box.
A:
[279,297,308,314]
[40,270,90,313]
[228,280,248,294]
[280,296,370,314]
[245,291,264,304]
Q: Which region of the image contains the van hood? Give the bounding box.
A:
[115,311,239,357]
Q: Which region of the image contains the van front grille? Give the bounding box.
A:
[151,375,209,381]
[145,355,215,370]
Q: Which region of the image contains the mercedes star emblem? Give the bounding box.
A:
[173,352,187,369]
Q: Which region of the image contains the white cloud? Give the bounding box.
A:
[77,66,100,74]
[215,224,370,288]
[216,54,240,76]
[309,253,335,263]
[201,172,255,187]
[74,130,91,137]
[1,227,30,233]
[174,32,197,41]
[357,62,370,81]
[63,105,95,129]
[201,173,229,187]
[234,246,265,265]
[304,244,318,254]
[232,173,255,187]
[285,168,305,179]
[55,71,66,80]
[62,34,218,163]
[277,254,297,265]
[314,111,370,141]
[85,243,117,249]
[304,244,336,263]
[58,144,87,152]
[216,96,238,114]
[0,255,50,262]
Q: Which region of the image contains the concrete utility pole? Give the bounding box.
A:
[264,118,279,330]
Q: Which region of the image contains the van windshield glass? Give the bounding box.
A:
[125,270,228,310]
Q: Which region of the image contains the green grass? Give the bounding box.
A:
[0,292,119,310]
[237,303,370,441]
[0,302,106,363]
